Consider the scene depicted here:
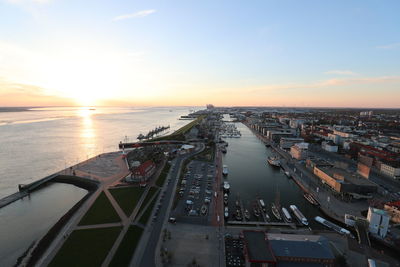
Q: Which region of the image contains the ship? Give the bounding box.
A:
[281,207,292,223]
[290,205,308,226]
[267,156,280,167]
[304,193,319,206]
[271,203,282,221]
[223,181,230,192]
[222,165,228,176]
[314,216,353,237]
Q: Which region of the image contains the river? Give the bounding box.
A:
[223,122,325,228]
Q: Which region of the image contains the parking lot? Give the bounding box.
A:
[225,235,245,267]
[173,160,216,225]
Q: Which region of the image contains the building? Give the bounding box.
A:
[380,162,400,179]
[367,207,390,238]
[384,201,400,223]
[127,160,156,182]
[290,142,309,160]
[306,158,334,170]
[322,141,338,153]
[266,130,296,143]
[313,166,377,196]
[242,230,335,266]
[280,137,304,149]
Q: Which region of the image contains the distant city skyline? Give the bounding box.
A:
[0,0,399,107]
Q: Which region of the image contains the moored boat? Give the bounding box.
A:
[224,207,229,218]
[281,207,292,223]
[267,156,280,167]
[290,205,308,226]
[253,202,260,218]
[304,193,319,206]
[244,209,250,221]
[235,209,243,221]
[223,193,229,206]
[284,171,291,178]
[314,216,353,237]
[222,165,228,176]
[201,205,208,215]
[271,203,282,221]
[258,198,266,212]
[223,181,230,192]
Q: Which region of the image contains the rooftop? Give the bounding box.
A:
[242,231,276,263]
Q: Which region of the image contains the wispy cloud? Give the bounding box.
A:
[246,76,400,94]
[376,43,400,50]
[112,9,156,21]
[324,70,357,75]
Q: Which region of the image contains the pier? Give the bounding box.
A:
[227,220,297,228]
[119,140,187,149]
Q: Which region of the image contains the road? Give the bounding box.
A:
[132,143,205,267]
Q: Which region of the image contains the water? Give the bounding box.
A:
[0,183,87,267]
[0,106,195,198]
[223,123,325,228]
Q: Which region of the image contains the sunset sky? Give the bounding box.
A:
[0,0,399,107]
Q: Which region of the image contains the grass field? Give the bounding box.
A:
[109,226,144,267]
[155,163,171,187]
[78,191,120,225]
[109,186,146,217]
[49,227,121,267]
[136,187,159,219]
[138,191,159,225]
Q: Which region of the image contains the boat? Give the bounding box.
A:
[223,181,230,192]
[258,198,266,212]
[224,207,229,218]
[267,156,280,167]
[281,207,292,223]
[244,209,250,221]
[221,147,227,154]
[290,205,308,226]
[223,193,229,206]
[304,193,319,206]
[201,205,208,215]
[314,216,353,237]
[253,202,260,218]
[235,199,240,208]
[235,209,243,221]
[284,171,291,178]
[271,203,282,221]
[222,165,228,176]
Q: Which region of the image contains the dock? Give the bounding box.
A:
[227,220,297,228]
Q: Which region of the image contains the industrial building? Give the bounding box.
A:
[313,166,377,197]
[242,230,335,266]
[367,207,390,238]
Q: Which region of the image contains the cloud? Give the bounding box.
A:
[376,43,400,50]
[324,70,357,75]
[245,76,400,94]
[112,9,156,21]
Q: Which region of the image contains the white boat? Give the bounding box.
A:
[258,198,266,211]
[267,156,280,167]
[224,207,229,218]
[290,205,308,226]
[222,165,228,176]
[284,171,291,178]
[223,181,230,191]
[281,207,292,223]
[314,216,352,236]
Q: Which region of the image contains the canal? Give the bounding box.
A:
[223,122,325,228]
[0,183,88,267]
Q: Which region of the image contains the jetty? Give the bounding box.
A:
[227,220,297,228]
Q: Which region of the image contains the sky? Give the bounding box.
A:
[0,0,399,108]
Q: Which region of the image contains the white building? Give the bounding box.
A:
[380,163,400,179]
[322,141,338,153]
[367,207,390,238]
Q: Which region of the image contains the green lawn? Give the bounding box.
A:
[138,192,159,225]
[78,191,120,226]
[109,226,144,267]
[49,227,121,267]
[136,187,159,219]
[155,163,171,187]
[109,186,146,217]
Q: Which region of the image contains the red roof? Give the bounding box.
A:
[133,160,155,176]
[386,201,400,208]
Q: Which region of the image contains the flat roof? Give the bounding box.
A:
[243,231,276,263]
[270,239,334,260]
[318,166,376,186]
